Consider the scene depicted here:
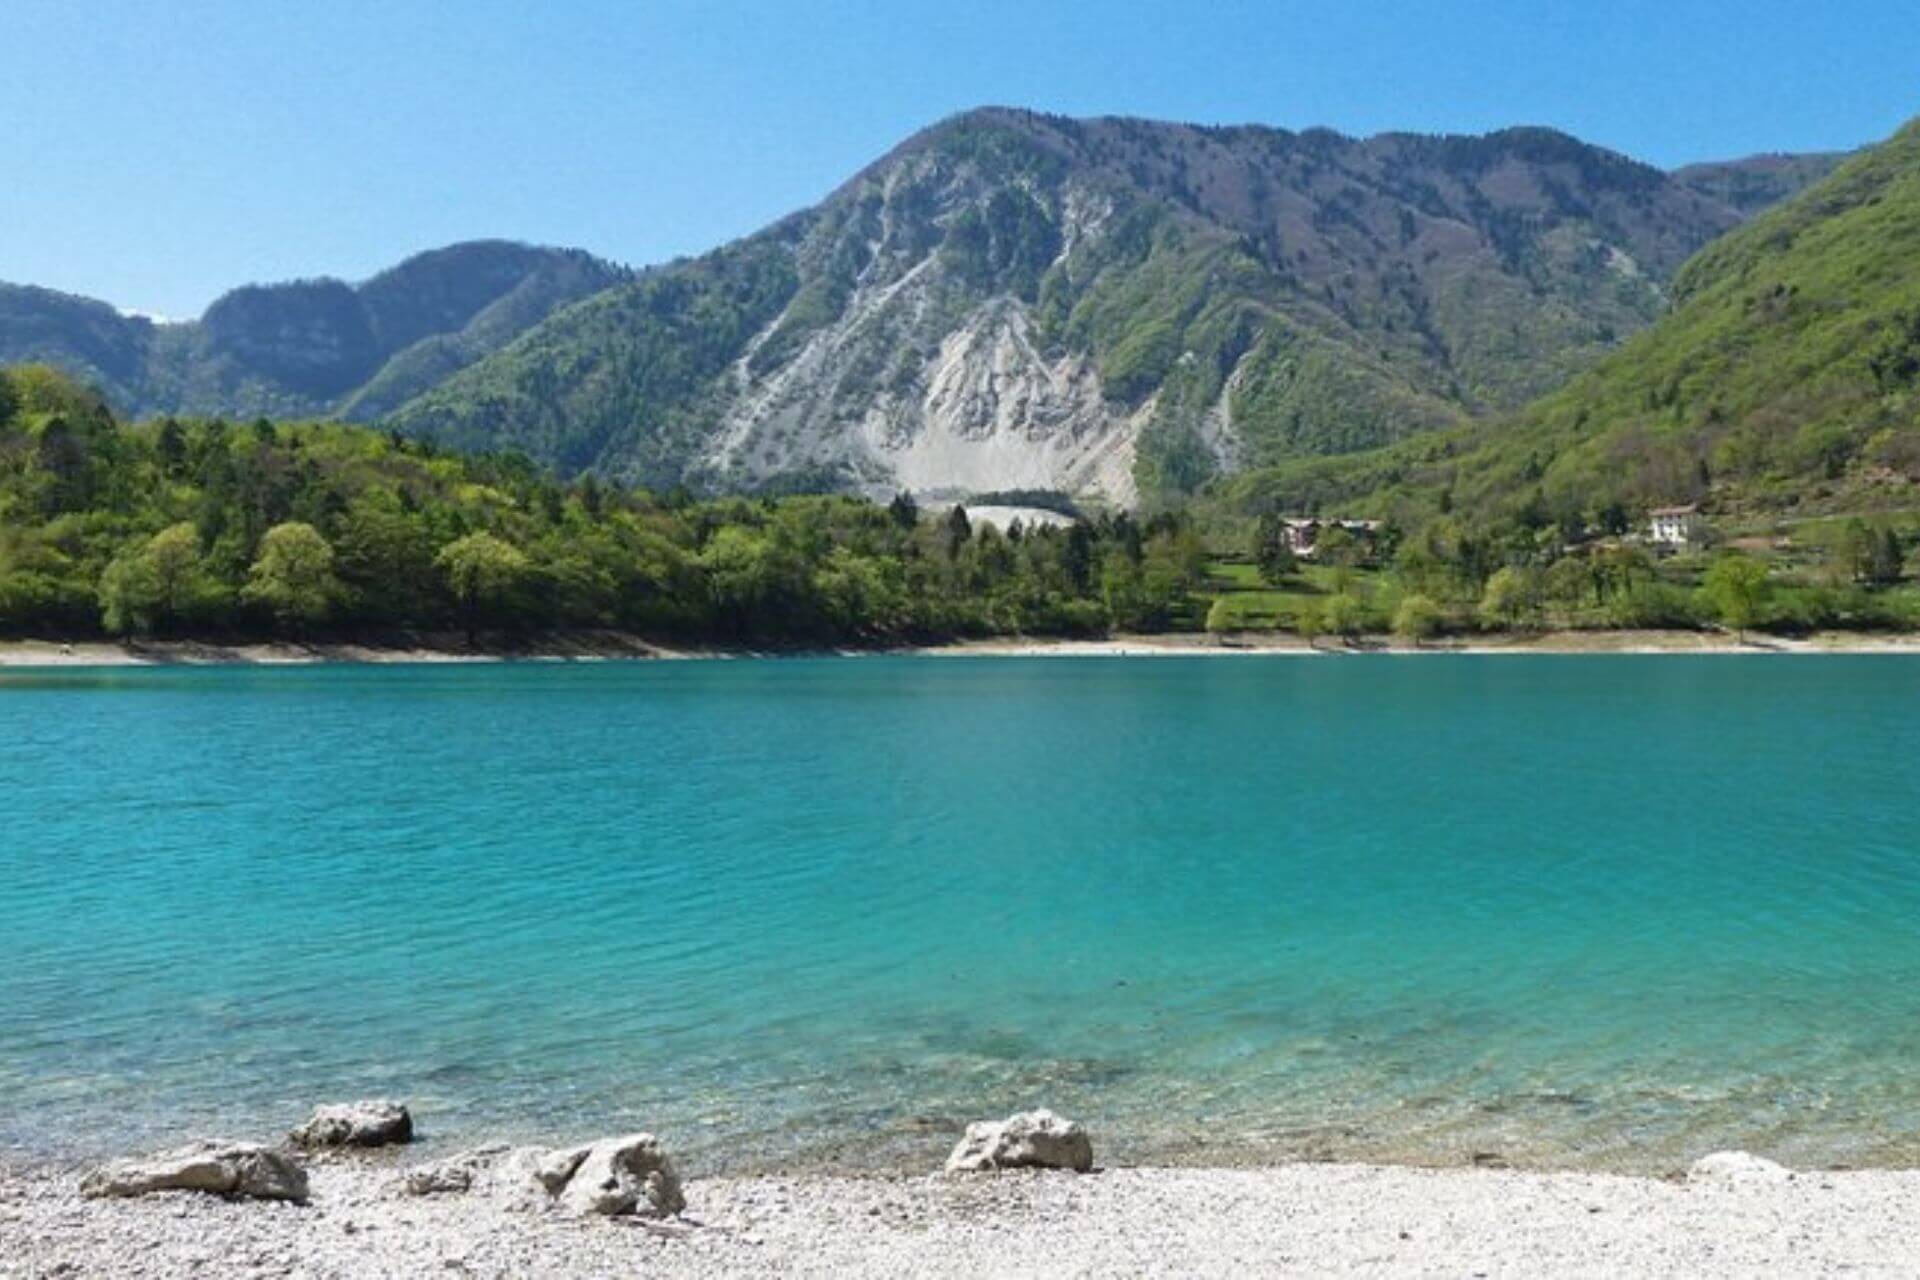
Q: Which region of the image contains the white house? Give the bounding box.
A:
[1648,504,1704,548]
[1278,517,1381,556]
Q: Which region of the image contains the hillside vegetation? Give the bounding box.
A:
[0,365,1212,645]
[1215,119,1920,533]
[390,110,1796,501]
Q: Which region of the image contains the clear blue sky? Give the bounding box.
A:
[7,0,1914,317]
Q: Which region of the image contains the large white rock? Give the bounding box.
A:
[1688,1151,1793,1185]
[80,1141,309,1202]
[289,1099,413,1149]
[552,1133,685,1217]
[393,1134,684,1217]
[946,1109,1094,1173]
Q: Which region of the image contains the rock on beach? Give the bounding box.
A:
[400,1134,685,1219]
[946,1109,1094,1173]
[78,1141,310,1202]
[548,1133,686,1217]
[289,1099,414,1149]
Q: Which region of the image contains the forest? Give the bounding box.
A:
[0,364,1209,646]
[4,358,1918,650]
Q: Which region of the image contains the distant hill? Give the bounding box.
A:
[0,241,626,423]
[388,110,1813,503]
[1673,151,1848,216]
[1214,119,1920,526]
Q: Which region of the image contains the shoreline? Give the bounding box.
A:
[7,1152,1918,1277]
[5,627,1920,668]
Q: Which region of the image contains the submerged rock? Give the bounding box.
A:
[946,1109,1093,1173]
[289,1100,413,1149]
[1688,1151,1792,1185]
[80,1141,309,1202]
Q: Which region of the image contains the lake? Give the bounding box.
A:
[4,655,1919,1174]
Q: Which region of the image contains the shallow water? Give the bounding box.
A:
[4,655,1919,1173]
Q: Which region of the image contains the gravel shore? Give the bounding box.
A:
[6,629,1920,669]
[7,1158,1919,1278]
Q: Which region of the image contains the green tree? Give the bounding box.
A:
[437,531,529,643]
[1868,527,1904,585]
[1253,514,1299,585]
[1543,557,1592,615]
[1100,550,1147,630]
[1062,522,1095,593]
[97,551,158,636]
[1315,523,1360,565]
[242,522,340,633]
[98,522,210,635]
[1836,519,1876,582]
[1294,600,1324,650]
[944,504,972,559]
[1702,554,1771,640]
[1204,596,1235,642]
[1321,592,1366,645]
[1393,593,1444,647]
[1478,566,1538,631]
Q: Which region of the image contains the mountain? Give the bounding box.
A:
[388,109,1810,504]
[1672,151,1848,216]
[1214,119,1920,527]
[0,241,626,423]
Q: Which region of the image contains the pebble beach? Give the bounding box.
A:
[7,1156,1920,1278]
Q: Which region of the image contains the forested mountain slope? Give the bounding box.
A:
[1213,119,1920,528]
[390,109,1800,503]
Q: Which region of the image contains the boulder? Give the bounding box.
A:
[393,1134,683,1217]
[289,1100,413,1149]
[1688,1151,1793,1185]
[551,1134,685,1218]
[945,1109,1093,1173]
[80,1141,309,1202]
[533,1144,592,1195]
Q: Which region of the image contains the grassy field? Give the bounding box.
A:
[1197,559,1375,631]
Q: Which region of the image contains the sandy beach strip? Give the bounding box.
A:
[927,629,1920,657]
[6,629,1920,669]
[5,1159,1919,1278]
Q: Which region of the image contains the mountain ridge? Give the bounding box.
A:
[1,111,1847,505]
[0,240,627,424]
[387,108,1831,502]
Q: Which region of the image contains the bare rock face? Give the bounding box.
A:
[289,1100,414,1149]
[946,1109,1094,1173]
[79,1141,310,1202]
[1688,1151,1793,1185]
[550,1134,685,1218]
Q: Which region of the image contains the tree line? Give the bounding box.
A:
[0,365,1211,646]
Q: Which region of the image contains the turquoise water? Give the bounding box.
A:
[4,656,1920,1174]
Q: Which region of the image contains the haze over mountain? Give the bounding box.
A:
[1215,119,1920,526]
[2,110,1841,505]
[0,241,626,424]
